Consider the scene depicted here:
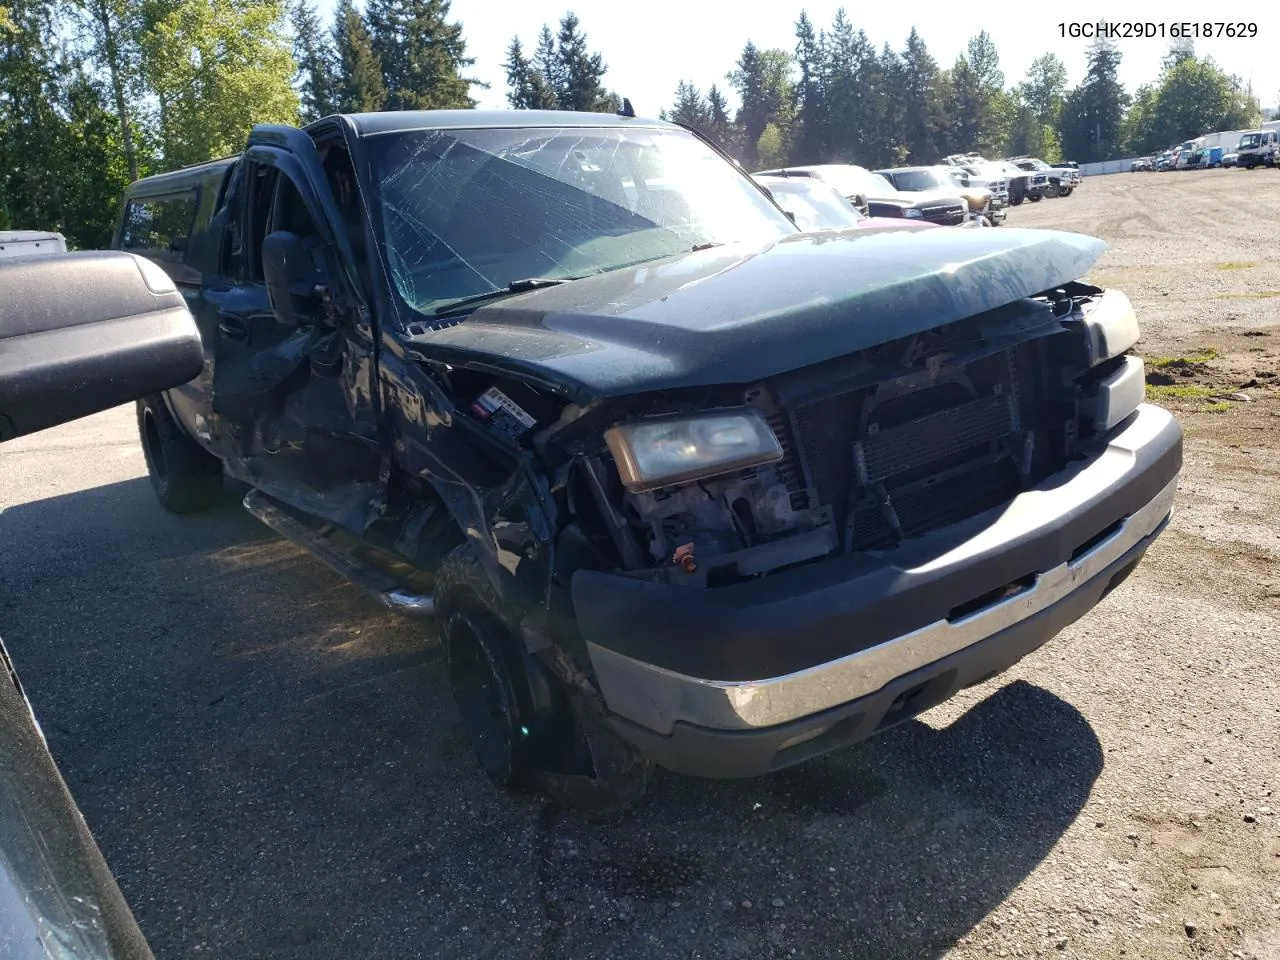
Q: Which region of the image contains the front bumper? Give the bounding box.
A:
[573,403,1182,777]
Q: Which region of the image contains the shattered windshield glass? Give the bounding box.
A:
[368,125,796,318]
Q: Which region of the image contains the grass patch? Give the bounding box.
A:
[1216,261,1257,270]
[1211,290,1280,301]
[1148,346,1219,368]
[1148,383,1217,399]
[1204,402,1233,413]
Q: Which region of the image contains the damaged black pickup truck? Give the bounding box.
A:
[117,110,1181,811]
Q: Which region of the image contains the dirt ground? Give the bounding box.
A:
[1,167,1278,960]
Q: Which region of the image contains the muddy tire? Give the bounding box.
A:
[136,395,224,514]
[1060,186,1074,197]
[434,543,652,815]
[1028,194,1042,202]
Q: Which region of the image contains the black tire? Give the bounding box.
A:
[1009,196,1023,206]
[1046,182,1061,198]
[1028,194,1042,202]
[434,543,652,815]
[136,395,224,513]
[1060,187,1073,197]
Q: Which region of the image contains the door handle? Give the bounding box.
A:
[217,314,249,342]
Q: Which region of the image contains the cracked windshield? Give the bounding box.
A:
[370,126,794,317]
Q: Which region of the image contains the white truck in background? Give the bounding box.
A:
[1236,126,1279,169]
[0,231,67,261]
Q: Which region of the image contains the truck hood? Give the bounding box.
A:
[409,226,1105,401]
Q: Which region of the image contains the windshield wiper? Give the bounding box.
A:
[432,276,581,317]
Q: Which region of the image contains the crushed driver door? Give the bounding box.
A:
[210,128,385,531]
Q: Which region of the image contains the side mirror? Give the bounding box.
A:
[0,251,202,441]
[262,230,334,327]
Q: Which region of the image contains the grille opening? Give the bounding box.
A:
[1070,518,1124,563]
[947,572,1037,623]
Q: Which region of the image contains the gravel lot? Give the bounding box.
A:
[2,168,1279,960]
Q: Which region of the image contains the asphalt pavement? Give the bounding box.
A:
[0,405,1107,959]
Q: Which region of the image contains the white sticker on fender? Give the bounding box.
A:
[472,386,537,428]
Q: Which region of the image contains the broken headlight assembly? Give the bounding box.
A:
[604,409,783,493]
[1075,289,1141,366]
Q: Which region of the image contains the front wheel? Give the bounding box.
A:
[1060,186,1074,197]
[1028,194,1042,202]
[136,395,224,513]
[435,544,652,815]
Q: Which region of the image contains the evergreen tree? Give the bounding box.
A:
[727,41,793,168]
[898,28,941,163]
[1017,53,1067,128]
[333,0,385,112]
[505,14,615,114]
[704,83,736,154]
[366,0,474,111]
[1058,31,1128,162]
[503,37,554,108]
[792,10,827,164]
[664,80,710,128]
[290,0,339,121]
[554,12,608,111]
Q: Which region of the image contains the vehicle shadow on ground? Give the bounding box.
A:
[1,477,1102,960]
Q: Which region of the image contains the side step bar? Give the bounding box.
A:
[242,489,435,618]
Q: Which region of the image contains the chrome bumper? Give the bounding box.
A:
[587,405,1180,736]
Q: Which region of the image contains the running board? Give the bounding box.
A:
[242,489,435,617]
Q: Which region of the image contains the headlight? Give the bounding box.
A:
[1075,290,1141,366]
[904,208,924,219]
[604,409,784,492]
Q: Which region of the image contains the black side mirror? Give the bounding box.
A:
[0,251,202,441]
[262,230,334,327]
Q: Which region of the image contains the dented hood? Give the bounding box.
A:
[410,226,1105,400]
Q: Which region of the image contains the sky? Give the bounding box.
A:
[318,1,1280,118]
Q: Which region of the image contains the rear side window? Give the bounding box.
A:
[120,192,198,260]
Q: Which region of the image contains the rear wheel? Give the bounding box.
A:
[435,544,652,815]
[136,395,224,513]
[1028,194,1042,202]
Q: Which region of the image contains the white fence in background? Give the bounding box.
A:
[1079,159,1143,176]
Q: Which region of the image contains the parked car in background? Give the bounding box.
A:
[109,109,1178,811]
[756,165,971,226]
[1009,157,1081,197]
[1130,158,1152,172]
[1222,152,1238,168]
[749,163,880,213]
[1236,129,1279,169]
[874,165,1005,225]
[753,175,934,233]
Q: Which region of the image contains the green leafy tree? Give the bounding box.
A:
[289,0,339,121]
[366,0,474,111]
[141,0,300,170]
[71,0,145,180]
[1018,53,1067,128]
[756,121,786,168]
[0,0,67,228]
[55,72,131,246]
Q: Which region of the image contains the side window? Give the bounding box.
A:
[219,164,245,280]
[120,193,198,261]
[245,163,280,284]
